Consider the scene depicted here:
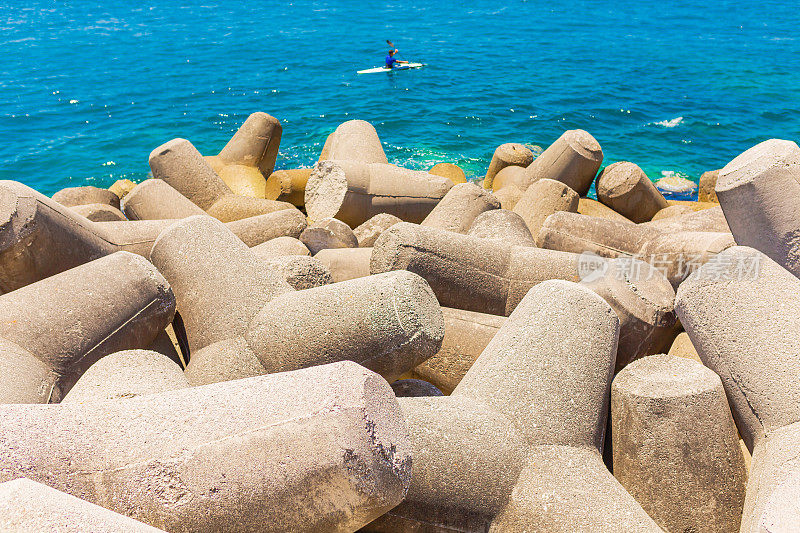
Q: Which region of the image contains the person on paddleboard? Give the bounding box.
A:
[385,48,409,69]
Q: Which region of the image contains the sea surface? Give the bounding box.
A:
[1,0,798,195]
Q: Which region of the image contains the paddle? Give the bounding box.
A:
[386,39,406,61]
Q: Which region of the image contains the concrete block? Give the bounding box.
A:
[250,236,310,258]
[666,331,701,362]
[490,165,528,192]
[675,246,800,532]
[299,217,358,254]
[715,139,800,278]
[596,162,668,222]
[151,216,443,385]
[0,478,163,532]
[650,204,695,221]
[0,252,175,404]
[483,143,534,190]
[428,162,466,184]
[523,130,603,195]
[491,183,524,210]
[698,169,720,202]
[409,307,506,394]
[353,213,402,247]
[0,361,412,532]
[71,203,127,222]
[578,197,634,223]
[264,168,311,206]
[612,354,747,532]
[53,186,120,209]
[512,177,579,236]
[420,182,500,233]
[62,350,189,403]
[314,247,373,282]
[365,281,659,531]
[108,178,137,200]
[324,119,388,164]
[304,160,453,227]
[467,209,536,247]
[643,205,730,233]
[537,211,735,286]
[217,164,267,198]
[148,138,294,222]
[262,255,334,290]
[216,111,282,177]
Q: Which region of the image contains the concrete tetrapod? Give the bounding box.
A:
[650,204,695,221]
[0,252,175,404]
[250,236,311,257]
[522,129,604,195]
[611,354,747,533]
[674,246,800,532]
[420,182,500,233]
[466,209,536,247]
[264,168,312,206]
[512,177,579,236]
[323,119,389,164]
[353,213,402,247]
[371,223,677,368]
[213,111,282,178]
[596,161,669,223]
[483,143,534,191]
[304,160,453,227]
[0,361,412,532]
[0,180,307,291]
[62,350,189,403]
[365,281,660,532]
[715,139,800,279]
[150,216,443,385]
[537,211,735,286]
[0,478,164,532]
[261,255,334,290]
[148,138,294,222]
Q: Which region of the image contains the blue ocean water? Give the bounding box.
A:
[1,0,798,195]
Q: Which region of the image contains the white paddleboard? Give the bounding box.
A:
[357,63,424,74]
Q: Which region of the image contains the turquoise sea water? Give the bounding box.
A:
[1,1,798,195]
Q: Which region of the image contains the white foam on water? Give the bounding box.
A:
[653,116,684,128]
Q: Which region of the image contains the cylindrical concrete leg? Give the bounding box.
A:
[490,446,662,532]
[264,168,312,206]
[299,217,358,254]
[121,179,206,220]
[578,197,634,223]
[410,307,506,394]
[217,111,282,177]
[428,162,466,184]
[483,143,534,190]
[62,350,189,403]
[246,271,444,382]
[523,129,603,195]
[490,165,528,192]
[467,209,536,246]
[512,177,579,236]
[353,213,402,247]
[420,182,500,233]
[0,478,163,532]
[149,216,293,353]
[324,119,388,163]
[53,186,120,209]
[250,236,310,258]
[611,354,747,532]
[698,169,719,203]
[0,251,175,403]
[314,247,373,282]
[716,139,800,277]
[0,361,412,532]
[596,161,668,222]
